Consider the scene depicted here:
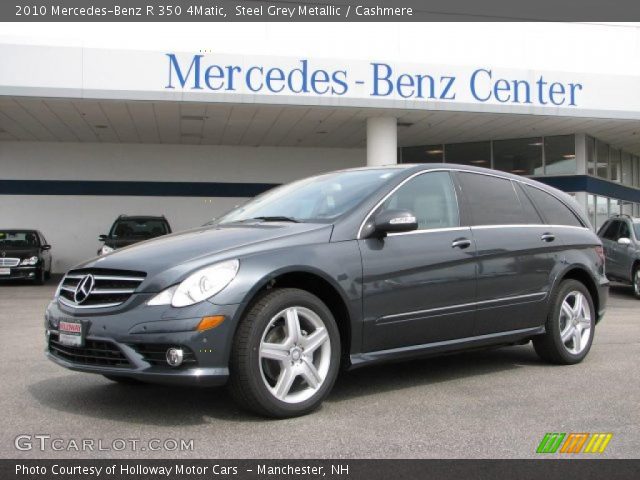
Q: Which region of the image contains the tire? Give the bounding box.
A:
[34,268,45,285]
[533,279,595,365]
[228,288,341,418]
[103,375,144,385]
[632,265,640,300]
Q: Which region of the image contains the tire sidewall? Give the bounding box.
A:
[547,280,595,363]
[633,266,640,299]
[241,289,341,417]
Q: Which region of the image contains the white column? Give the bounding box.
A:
[366,117,397,166]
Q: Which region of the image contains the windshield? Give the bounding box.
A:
[0,230,39,248]
[109,219,168,239]
[219,169,401,224]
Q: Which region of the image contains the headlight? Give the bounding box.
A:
[148,259,239,307]
[20,256,38,266]
[100,245,114,255]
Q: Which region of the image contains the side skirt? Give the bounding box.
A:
[348,326,545,369]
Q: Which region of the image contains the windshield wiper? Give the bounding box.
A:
[251,216,300,223]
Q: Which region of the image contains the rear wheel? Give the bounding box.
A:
[229,288,340,418]
[533,279,595,364]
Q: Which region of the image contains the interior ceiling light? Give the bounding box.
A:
[470,159,487,164]
[528,142,543,146]
[510,169,527,174]
[426,149,443,154]
[563,154,576,159]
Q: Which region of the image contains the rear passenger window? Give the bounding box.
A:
[458,173,540,225]
[619,221,631,240]
[525,186,584,227]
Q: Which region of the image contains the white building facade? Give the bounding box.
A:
[1,23,640,272]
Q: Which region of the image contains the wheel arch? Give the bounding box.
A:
[556,266,601,323]
[233,267,354,364]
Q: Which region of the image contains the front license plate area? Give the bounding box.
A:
[0,268,10,275]
[58,321,84,347]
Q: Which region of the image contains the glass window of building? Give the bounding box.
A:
[634,156,640,187]
[595,196,610,231]
[587,136,596,176]
[444,141,491,167]
[611,149,622,183]
[587,195,596,226]
[596,140,609,178]
[401,145,443,163]
[493,137,543,175]
[621,151,631,185]
[544,135,576,175]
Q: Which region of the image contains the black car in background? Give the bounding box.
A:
[98,215,172,256]
[0,230,52,284]
[46,165,608,417]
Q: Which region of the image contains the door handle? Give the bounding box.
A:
[540,233,555,242]
[451,238,472,249]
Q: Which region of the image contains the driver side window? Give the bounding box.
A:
[380,171,460,230]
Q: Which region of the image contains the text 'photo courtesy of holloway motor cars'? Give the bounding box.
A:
[45,164,608,418]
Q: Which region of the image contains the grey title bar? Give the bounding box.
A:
[3,0,640,22]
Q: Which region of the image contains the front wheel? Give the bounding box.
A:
[228,288,341,418]
[533,279,595,364]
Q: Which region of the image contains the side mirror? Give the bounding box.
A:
[98,234,108,242]
[41,244,51,251]
[372,209,418,237]
[618,237,632,246]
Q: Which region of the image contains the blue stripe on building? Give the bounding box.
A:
[534,175,640,203]
[0,180,279,197]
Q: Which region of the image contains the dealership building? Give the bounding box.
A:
[1,23,640,272]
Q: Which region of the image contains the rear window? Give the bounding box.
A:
[110,219,169,239]
[458,173,540,226]
[524,186,584,227]
[0,230,40,248]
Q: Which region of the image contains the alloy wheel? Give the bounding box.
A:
[558,291,592,355]
[634,270,640,296]
[258,306,331,404]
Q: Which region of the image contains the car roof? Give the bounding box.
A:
[115,216,167,221]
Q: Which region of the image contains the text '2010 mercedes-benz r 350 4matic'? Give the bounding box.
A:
[45,165,608,417]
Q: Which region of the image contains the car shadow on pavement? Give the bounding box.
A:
[28,344,542,424]
[328,344,541,403]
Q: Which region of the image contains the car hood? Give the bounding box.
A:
[0,248,40,258]
[77,222,333,288]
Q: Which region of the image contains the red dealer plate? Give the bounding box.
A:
[58,321,84,347]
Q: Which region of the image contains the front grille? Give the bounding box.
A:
[58,268,146,309]
[0,257,20,267]
[132,344,198,367]
[48,332,131,368]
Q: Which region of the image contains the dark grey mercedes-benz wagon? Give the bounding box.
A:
[45,164,608,417]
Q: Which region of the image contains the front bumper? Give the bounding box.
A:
[44,295,242,387]
[0,266,39,280]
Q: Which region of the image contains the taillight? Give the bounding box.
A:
[595,245,605,265]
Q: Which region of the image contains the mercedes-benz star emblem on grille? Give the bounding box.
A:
[74,274,95,304]
[1,251,5,257]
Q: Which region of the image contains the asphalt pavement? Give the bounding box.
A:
[1,280,638,459]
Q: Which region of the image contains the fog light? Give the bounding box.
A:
[166,348,184,367]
